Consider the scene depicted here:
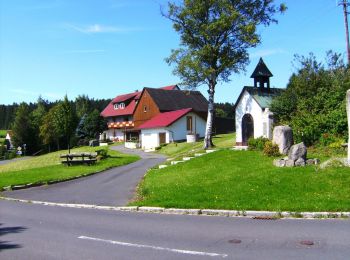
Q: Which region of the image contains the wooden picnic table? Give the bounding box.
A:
[60,152,97,166]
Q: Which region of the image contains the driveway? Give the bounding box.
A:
[2,146,166,206]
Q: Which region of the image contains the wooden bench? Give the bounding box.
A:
[60,152,97,166]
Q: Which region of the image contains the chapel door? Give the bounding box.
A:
[242,114,254,146]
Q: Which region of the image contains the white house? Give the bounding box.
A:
[138,108,207,150]
[235,58,284,146]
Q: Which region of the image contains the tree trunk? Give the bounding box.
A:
[203,83,215,149]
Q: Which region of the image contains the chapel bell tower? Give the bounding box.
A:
[250,58,273,90]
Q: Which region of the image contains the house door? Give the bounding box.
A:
[159,133,166,145]
[242,114,254,146]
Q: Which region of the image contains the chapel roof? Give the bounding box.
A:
[235,86,284,109]
[250,58,273,78]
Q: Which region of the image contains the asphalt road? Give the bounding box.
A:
[1,199,350,260]
[2,146,166,206]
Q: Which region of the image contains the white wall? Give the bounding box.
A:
[140,112,206,150]
[235,90,264,144]
[141,128,168,150]
[169,112,206,141]
[104,129,124,141]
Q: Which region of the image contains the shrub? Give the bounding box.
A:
[248,137,269,151]
[263,141,280,157]
[96,149,108,160]
[271,52,349,146]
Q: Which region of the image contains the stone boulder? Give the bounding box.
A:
[288,142,307,161]
[295,158,306,167]
[272,126,294,155]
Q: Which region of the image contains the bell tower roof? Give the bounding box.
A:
[250,58,273,78]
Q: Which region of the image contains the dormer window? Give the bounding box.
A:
[113,102,125,110]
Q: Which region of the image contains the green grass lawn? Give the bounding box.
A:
[132,149,350,212]
[156,133,235,158]
[0,146,139,190]
[0,130,7,137]
[0,129,7,143]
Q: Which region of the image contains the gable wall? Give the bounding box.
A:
[235,90,264,144]
[133,89,160,128]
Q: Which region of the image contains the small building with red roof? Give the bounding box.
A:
[138,108,207,150]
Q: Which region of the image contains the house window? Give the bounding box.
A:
[114,104,119,110]
[119,103,125,109]
[143,105,148,112]
[186,116,193,133]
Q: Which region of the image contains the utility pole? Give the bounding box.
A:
[339,1,350,64]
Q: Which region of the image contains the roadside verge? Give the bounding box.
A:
[1,197,348,219]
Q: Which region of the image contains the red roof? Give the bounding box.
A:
[138,108,192,129]
[101,85,179,118]
[112,92,140,103]
[160,85,179,90]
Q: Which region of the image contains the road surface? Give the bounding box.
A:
[2,146,166,206]
[1,199,349,259]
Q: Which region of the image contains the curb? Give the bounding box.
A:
[1,197,349,219]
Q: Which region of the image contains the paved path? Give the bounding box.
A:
[0,157,31,166]
[2,146,166,206]
[1,199,349,260]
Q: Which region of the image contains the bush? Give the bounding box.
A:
[96,149,108,160]
[263,141,280,157]
[248,137,269,151]
[271,52,349,146]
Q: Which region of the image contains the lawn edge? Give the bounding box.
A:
[0,156,140,192]
[1,197,348,219]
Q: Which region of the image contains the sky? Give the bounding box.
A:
[0,0,347,105]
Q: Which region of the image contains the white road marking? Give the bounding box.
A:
[78,235,228,258]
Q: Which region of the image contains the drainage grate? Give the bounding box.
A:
[252,216,278,220]
[228,239,242,244]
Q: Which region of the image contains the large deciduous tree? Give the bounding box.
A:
[271,51,350,145]
[164,0,286,148]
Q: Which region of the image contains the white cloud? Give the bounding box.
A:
[250,48,288,58]
[64,23,139,34]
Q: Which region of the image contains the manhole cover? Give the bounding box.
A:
[300,240,314,246]
[228,239,242,244]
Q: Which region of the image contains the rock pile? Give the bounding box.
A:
[272,127,319,167]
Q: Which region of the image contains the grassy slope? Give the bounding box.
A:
[0,146,139,190]
[0,130,7,137]
[0,130,6,143]
[156,133,235,158]
[133,149,350,212]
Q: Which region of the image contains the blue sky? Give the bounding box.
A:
[0,0,346,105]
